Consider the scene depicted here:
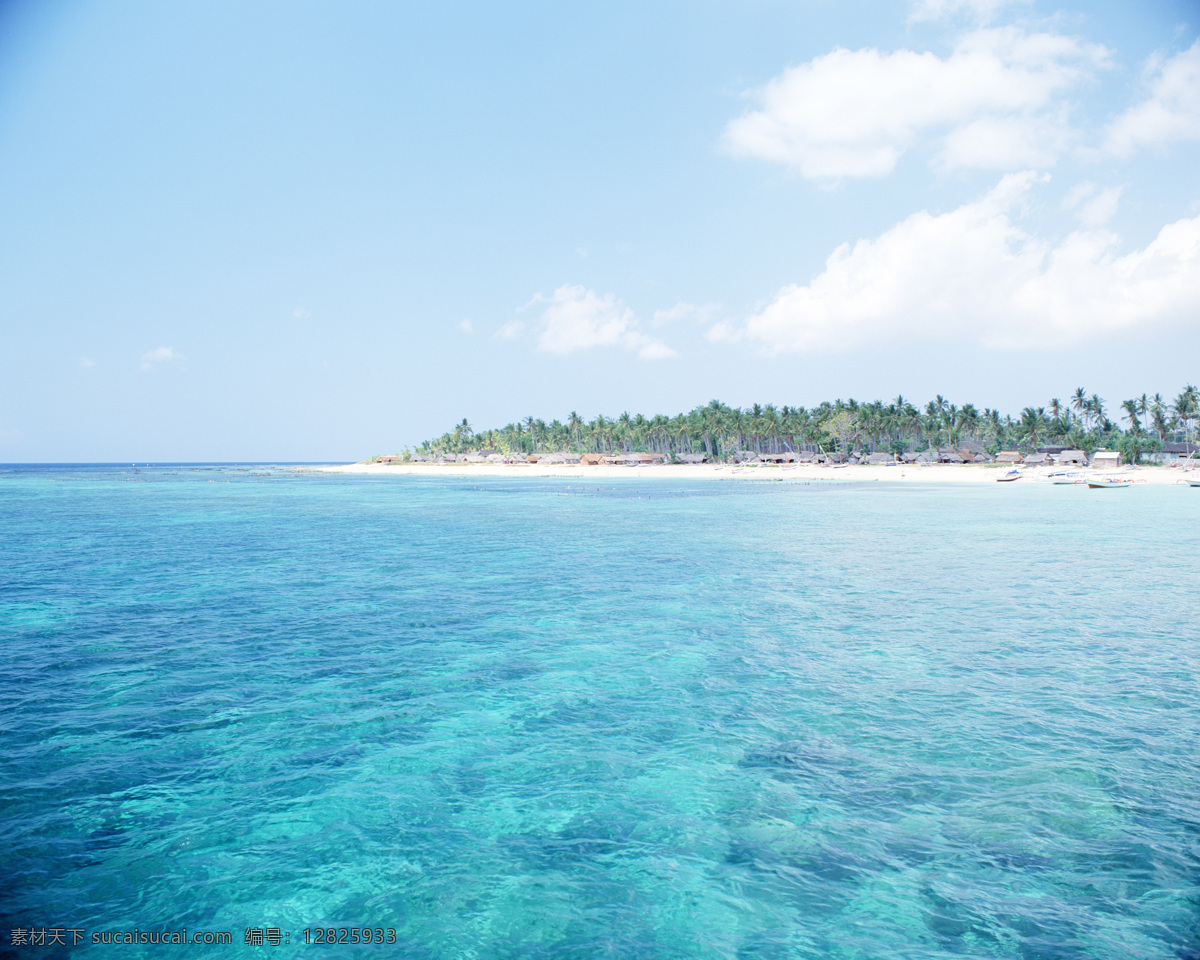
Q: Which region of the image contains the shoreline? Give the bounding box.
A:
[316,461,1198,485]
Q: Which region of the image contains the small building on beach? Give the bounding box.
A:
[1091,450,1121,468]
[995,451,1023,463]
[1151,442,1200,462]
[1053,450,1088,466]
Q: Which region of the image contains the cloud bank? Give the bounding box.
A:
[1105,40,1200,156]
[141,346,181,370]
[720,172,1200,353]
[527,285,677,359]
[724,28,1107,179]
[909,0,1031,24]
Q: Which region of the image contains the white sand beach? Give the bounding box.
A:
[318,461,1198,485]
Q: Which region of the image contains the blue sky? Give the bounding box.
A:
[1,0,1198,460]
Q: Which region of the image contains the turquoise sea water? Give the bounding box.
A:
[2,464,1199,959]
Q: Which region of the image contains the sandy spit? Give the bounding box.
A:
[312,461,1199,485]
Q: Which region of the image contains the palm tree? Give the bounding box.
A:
[1121,399,1141,433]
[1174,385,1198,445]
[407,385,1200,463]
[1019,407,1046,449]
[1150,394,1168,441]
[1071,388,1087,428]
[567,410,583,449]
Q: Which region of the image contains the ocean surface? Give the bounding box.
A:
[2,463,1199,959]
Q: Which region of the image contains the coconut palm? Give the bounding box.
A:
[1121,399,1141,433]
[1174,385,1198,445]
[1071,388,1087,428]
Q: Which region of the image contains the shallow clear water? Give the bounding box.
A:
[2,464,1199,959]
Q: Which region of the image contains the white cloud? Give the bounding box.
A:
[729,172,1200,353]
[705,320,741,344]
[79,358,95,368]
[529,285,677,360]
[1063,181,1122,227]
[494,319,524,340]
[1105,40,1200,156]
[458,318,474,334]
[141,346,181,370]
[651,301,720,327]
[909,0,1030,24]
[723,28,1107,179]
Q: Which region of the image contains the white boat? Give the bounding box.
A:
[996,469,1021,482]
[1088,478,1132,488]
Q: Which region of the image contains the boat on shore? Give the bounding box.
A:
[997,469,1021,482]
[1088,478,1133,488]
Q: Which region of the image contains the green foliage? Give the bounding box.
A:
[1116,432,1162,466]
[397,384,1200,462]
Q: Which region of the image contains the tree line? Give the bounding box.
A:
[410,385,1199,463]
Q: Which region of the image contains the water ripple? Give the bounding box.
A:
[2,467,1198,958]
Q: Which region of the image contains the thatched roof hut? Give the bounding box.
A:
[678,452,708,463]
[1054,450,1088,465]
[580,453,605,465]
[995,451,1023,463]
[1022,452,1050,466]
[865,452,894,464]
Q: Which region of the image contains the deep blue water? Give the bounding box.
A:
[2,464,1199,959]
